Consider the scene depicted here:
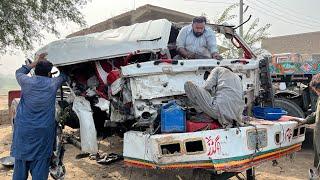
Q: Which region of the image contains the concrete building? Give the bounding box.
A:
[262,31,320,61]
[67,4,195,38]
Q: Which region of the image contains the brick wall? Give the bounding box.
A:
[67,4,194,38]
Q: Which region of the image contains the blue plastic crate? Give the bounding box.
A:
[161,101,186,133]
[252,106,287,121]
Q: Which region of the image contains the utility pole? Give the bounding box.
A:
[239,0,244,38]
[239,0,244,57]
[133,0,136,10]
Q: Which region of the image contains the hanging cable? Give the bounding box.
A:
[184,0,234,5]
[267,0,320,24]
[246,0,319,30]
[253,0,320,28]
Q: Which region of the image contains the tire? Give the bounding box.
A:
[274,98,305,118]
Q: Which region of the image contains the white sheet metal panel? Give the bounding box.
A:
[123,131,158,163]
[130,72,206,100]
[36,19,172,66]
[121,59,259,77]
[122,59,218,77]
[123,120,305,166]
[124,59,260,100]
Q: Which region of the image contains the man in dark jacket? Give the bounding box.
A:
[11,53,67,180]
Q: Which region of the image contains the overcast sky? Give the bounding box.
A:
[1,0,320,76]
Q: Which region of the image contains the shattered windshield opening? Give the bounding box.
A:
[170,23,251,60]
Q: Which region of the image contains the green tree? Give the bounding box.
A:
[0,0,88,53]
[213,3,271,58]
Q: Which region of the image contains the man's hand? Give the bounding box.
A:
[186,52,196,59]
[290,118,307,125]
[290,112,316,126]
[212,52,223,60]
[178,48,196,59]
[29,52,48,68]
[36,52,48,61]
[194,53,210,59]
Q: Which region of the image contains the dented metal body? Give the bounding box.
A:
[36,19,172,66]
[30,19,306,174]
[123,118,305,171]
[122,59,260,123]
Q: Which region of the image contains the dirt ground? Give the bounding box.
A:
[0,95,7,110]
[0,96,315,180]
[0,123,314,180]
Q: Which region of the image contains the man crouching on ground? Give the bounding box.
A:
[11,53,67,180]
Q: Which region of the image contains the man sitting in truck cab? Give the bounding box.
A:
[176,16,222,60]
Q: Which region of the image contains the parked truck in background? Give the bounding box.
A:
[270,53,320,147]
[270,53,320,118]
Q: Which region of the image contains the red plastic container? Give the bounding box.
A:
[186,120,221,132]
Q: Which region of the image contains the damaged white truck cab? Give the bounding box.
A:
[122,59,304,173]
[121,58,260,127]
[36,19,305,177]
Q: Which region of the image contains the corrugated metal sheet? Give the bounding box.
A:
[36,19,172,66]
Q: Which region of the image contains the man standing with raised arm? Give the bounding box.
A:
[11,53,67,180]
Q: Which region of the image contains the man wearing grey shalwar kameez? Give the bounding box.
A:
[184,66,245,128]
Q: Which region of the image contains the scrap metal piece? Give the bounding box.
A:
[75,152,90,159]
[65,134,81,149]
[0,156,14,167]
[96,153,124,165]
[258,56,274,107]
[309,168,320,180]
[50,124,66,180]
[95,98,110,112]
[72,96,98,153]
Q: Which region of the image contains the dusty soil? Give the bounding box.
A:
[0,96,315,179]
[0,95,9,125]
[0,95,7,110]
[0,123,314,180]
